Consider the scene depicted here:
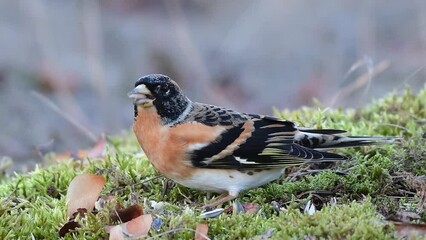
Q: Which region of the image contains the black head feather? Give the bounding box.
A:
[133,74,190,124]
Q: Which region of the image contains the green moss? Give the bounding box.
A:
[158,199,394,239]
[0,85,425,239]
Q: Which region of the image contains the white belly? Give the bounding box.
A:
[174,168,285,195]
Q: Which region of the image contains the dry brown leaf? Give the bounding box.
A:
[66,173,106,217]
[54,151,73,162]
[243,202,260,214]
[54,136,107,163]
[105,225,125,240]
[76,135,107,159]
[110,204,144,223]
[194,223,209,240]
[58,221,81,237]
[393,222,426,239]
[106,214,153,239]
[58,209,88,237]
[125,214,153,237]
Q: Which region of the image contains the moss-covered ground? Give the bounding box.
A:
[0,86,425,239]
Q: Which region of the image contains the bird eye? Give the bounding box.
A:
[164,89,171,95]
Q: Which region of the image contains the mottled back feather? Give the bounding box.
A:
[183,103,248,126]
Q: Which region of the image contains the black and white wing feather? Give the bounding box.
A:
[184,104,347,169]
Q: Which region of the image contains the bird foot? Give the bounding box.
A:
[203,193,237,209]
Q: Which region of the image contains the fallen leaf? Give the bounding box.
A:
[77,135,107,159]
[106,214,153,239]
[66,174,106,217]
[71,208,88,219]
[53,151,73,162]
[105,225,124,240]
[243,202,260,214]
[110,204,144,223]
[58,220,80,237]
[194,223,209,240]
[54,136,107,162]
[393,222,426,238]
[124,214,153,237]
[58,208,90,236]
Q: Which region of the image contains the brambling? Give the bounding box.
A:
[128,74,395,207]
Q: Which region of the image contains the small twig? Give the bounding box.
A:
[399,63,426,87]
[5,177,26,200]
[398,189,417,196]
[31,91,98,142]
[376,123,409,132]
[297,190,333,199]
[111,209,122,223]
[162,1,233,107]
[288,170,318,181]
[387,196,416,200]
[109,176,163,194]
[161,179,173,196]
[33,138,55,162]
[329,60,390,106]
[80,0,107,98]
[288,169,347,181]
[177,187,193,204]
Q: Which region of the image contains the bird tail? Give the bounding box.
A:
[295,129,398,149]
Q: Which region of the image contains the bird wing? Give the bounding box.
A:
[184,104,347,169]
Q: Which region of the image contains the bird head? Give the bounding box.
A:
[128,74,191,124]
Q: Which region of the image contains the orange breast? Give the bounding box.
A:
[133,107,223,180]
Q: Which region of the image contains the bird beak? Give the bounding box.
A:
[128,84,154,107]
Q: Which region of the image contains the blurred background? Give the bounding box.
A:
[0,0,425,171]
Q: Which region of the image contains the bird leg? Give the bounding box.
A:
[204,192,238,208]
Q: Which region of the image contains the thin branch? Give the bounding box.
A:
[31,91,98,142]
[328,60,390,107]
